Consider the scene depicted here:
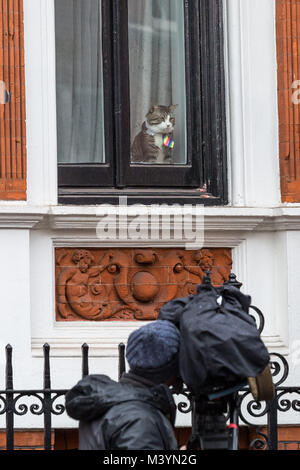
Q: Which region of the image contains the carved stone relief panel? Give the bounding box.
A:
[55,248,232,322]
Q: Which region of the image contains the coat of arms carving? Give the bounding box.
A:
[55,248,232,321]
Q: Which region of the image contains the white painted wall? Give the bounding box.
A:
[23,0,58,206]
[0,230,31,388]
[224,0,280,206]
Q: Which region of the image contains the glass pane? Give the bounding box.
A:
[128,0,187,165]
[55,0,105,164]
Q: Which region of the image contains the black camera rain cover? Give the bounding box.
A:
[158,283,270,396]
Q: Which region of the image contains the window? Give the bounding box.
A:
[55,0,227,205]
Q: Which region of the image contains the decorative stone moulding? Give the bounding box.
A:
[55,247,232,322]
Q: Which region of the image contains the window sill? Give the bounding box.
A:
[58,187,227,206]
[1,205,300,233]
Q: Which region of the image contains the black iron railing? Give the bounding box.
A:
[0,273,299,451]
[1,343,69,450]
[0,340,300,450]
[0,342,127,451]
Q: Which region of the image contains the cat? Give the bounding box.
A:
[131,104,177,164]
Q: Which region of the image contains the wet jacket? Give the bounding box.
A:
[65,372,178,450]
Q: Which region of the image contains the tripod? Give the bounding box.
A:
[187,391,240,451]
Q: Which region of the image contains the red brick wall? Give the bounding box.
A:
[0,0,26,200]
[276,0,300,202]
[0,430,54,450]
[1,427,300,450]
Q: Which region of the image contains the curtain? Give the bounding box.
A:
[128,0,187,164]
[55,0,105,164]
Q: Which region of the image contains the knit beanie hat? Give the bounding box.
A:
[126,320,180,384]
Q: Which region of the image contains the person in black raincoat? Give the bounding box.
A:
[65,320,181,450]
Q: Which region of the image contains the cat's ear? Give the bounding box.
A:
[169,104,178,113]
[149,104,160,114]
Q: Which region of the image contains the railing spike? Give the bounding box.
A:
[5,344,14,450]
[223,272,243,289]
[82,343,89,378]
[118,343,126,381]
[43,343,51,389]
[5,344,13,390]
[202,270,212,285]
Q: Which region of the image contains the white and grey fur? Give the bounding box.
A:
[131,105,177,164]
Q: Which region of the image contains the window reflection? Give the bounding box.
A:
[128,0,187,165]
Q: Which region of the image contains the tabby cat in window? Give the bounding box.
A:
[131,104,177,164]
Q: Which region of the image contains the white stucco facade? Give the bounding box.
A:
[0,0,299,431]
